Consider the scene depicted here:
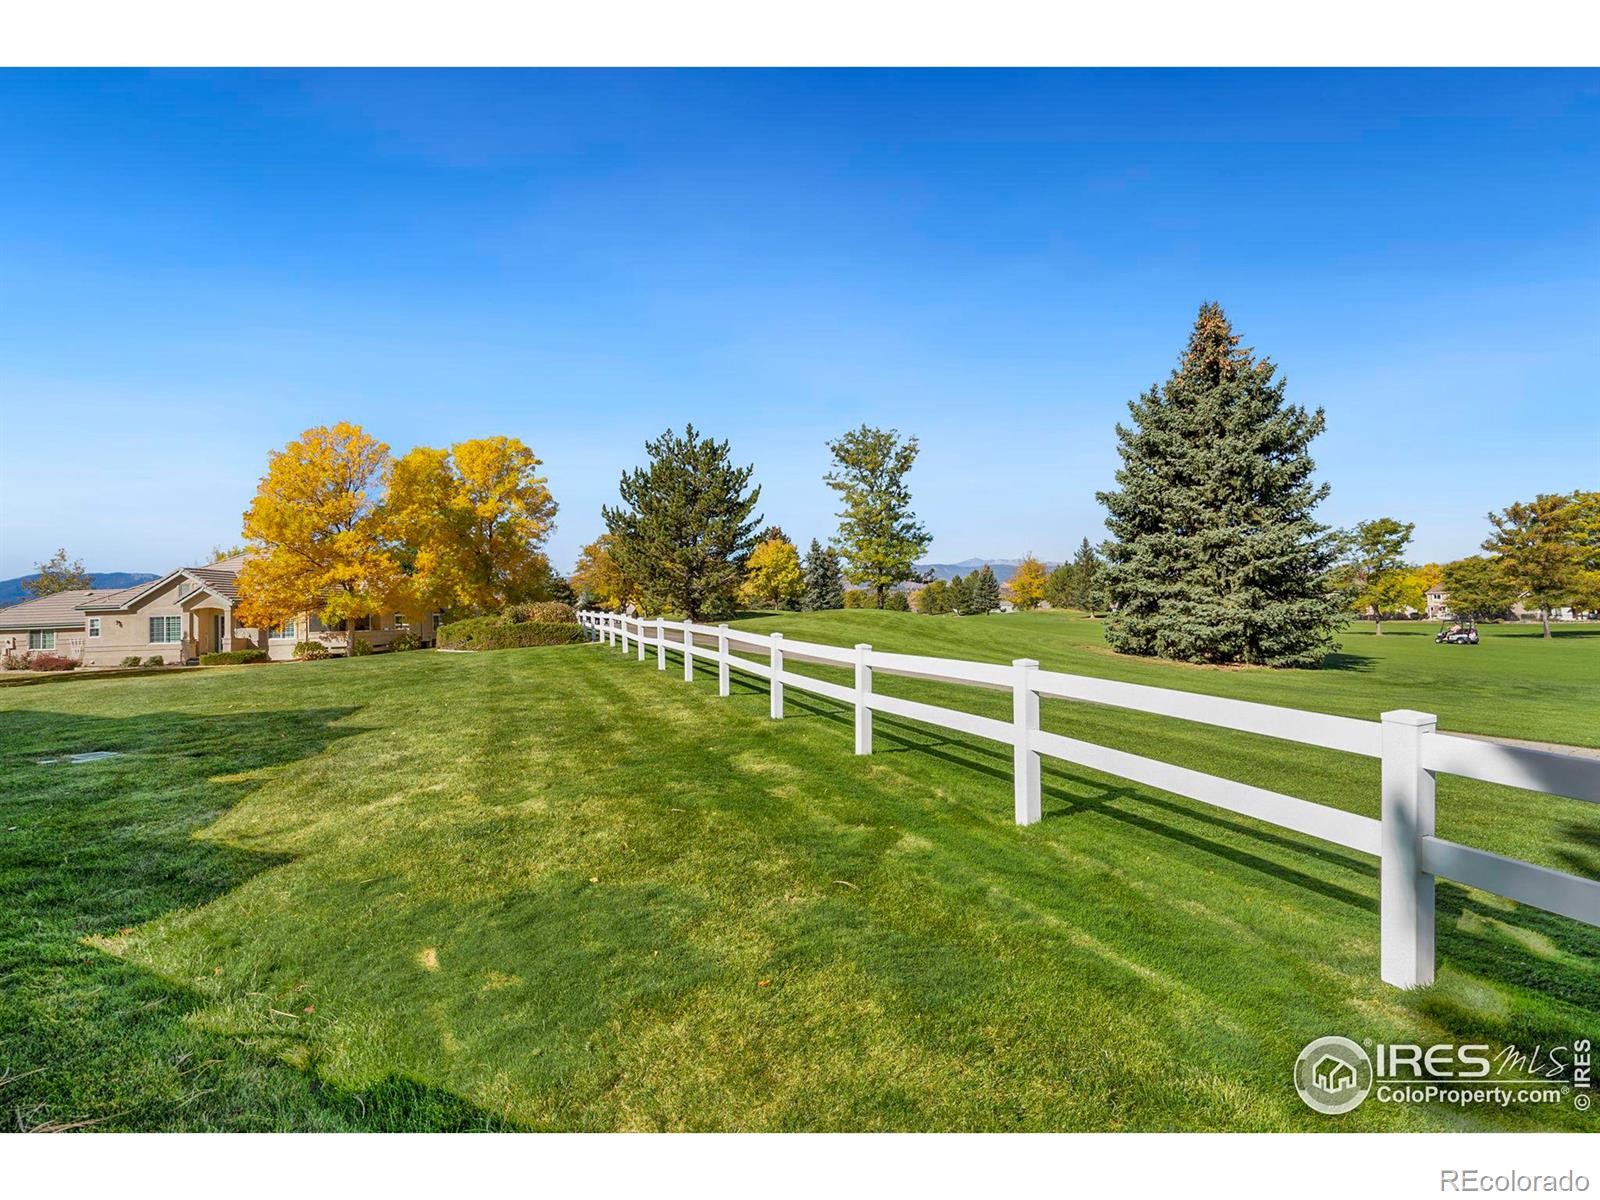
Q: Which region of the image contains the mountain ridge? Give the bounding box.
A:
[0,571,159,608]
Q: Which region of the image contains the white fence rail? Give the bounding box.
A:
[577,609,1600,989]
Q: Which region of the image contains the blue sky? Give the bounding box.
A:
[1,69,1595,579]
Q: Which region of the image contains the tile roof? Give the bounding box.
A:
[0,589,100,629]
[183,566,239,602]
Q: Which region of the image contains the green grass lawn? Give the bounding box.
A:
[1,615,1595,1131]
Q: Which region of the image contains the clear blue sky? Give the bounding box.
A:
[1,69,1595,580]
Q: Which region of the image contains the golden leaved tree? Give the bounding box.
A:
[235,423,405,633]
[1009,554,1049,610]
[387,436,558,612]
[571,535,637,610]
[738,537,804,610]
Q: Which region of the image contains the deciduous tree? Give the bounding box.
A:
[1010,555,1049,610]
[825,425,932,608]
[1097,303,1343,667]
[23,548,92,597]
[1342,517,1416,634]
[1483,493,1583,638]
[570,535,637,610]
[916,577,950,614]
[1044,562,1076,611]
[603,425,762,621]
[1439,556,1518,620]
[235,423,403,633]
[739,536,804,610]
[388,436,559,612]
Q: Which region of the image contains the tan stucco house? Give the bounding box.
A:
[1,553,444,667]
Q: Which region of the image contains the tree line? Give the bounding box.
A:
[1337,493,1599,638]
[41,302,1583,666]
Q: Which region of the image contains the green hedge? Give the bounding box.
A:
[436,616,584,651]
[199,649,270,666]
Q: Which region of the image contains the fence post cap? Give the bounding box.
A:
[1012,657,1040,669]
[718,622,730,629]
[771,631,783,640]
[1381,709,1437,728]
[855,642,871,651]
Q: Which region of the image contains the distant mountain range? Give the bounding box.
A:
[0,571,158,608]
[916,558,1061,584]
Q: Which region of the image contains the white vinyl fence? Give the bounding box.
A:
[577,609,1600,990]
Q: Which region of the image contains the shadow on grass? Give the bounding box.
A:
[711,667,1600,1016]
[0,706,521,1131]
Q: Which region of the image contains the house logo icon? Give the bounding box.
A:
[1294,1036,1373,1114]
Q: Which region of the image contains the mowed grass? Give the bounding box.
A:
[1,615,1595,1132]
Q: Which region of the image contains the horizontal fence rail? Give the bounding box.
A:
[577,610,1600,990]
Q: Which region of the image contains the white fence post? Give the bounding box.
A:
[1381,709,1437,988]
[717,624,731,697]
[607,614,616,648]
[682,623,694,682]
[769,633,784,719]
[620,615,630,654]
[1012,658,1041,825]
[656,619,666,671]
[854,643,873,755]
[636,617,645,662]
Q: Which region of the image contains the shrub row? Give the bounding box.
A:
[436,616,584,651]
[2,650,80,671]
[199,649,270,666]
[504,600,577,625]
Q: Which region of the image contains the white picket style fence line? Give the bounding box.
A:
[576,609,1600,989]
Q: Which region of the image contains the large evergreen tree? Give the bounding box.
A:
[602,425,762,621]
[824,425,932,608]
[947,572,974,615]
[1096,303,1343,667]
[972,564,1001,613]
[801,538,846,611]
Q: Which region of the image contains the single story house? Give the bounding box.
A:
[1,552,444,668]
[0,588,101,660]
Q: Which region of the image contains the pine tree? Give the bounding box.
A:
[824,425,932,608]
[602,424,762,621]
[1096,303,1343,667]
[801,538,846,611]
[973,564,1001,613]
[1069,537,1101,613]
[947,572,974,615]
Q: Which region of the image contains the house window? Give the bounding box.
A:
[28,630,55,650]
[148,615,183,643]
[308,614,325,633]
[432,612,444,632]
[353,616,371,632]
[177,581,193,598]
[270,619,297,639]
[88,618,101,638]
[393,613,408,628]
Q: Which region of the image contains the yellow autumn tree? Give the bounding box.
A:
[1010,554,1049,609]
[571,535,637,610]
[235,423,403,632]
[387,436,558,611]
[738,537,804,610]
